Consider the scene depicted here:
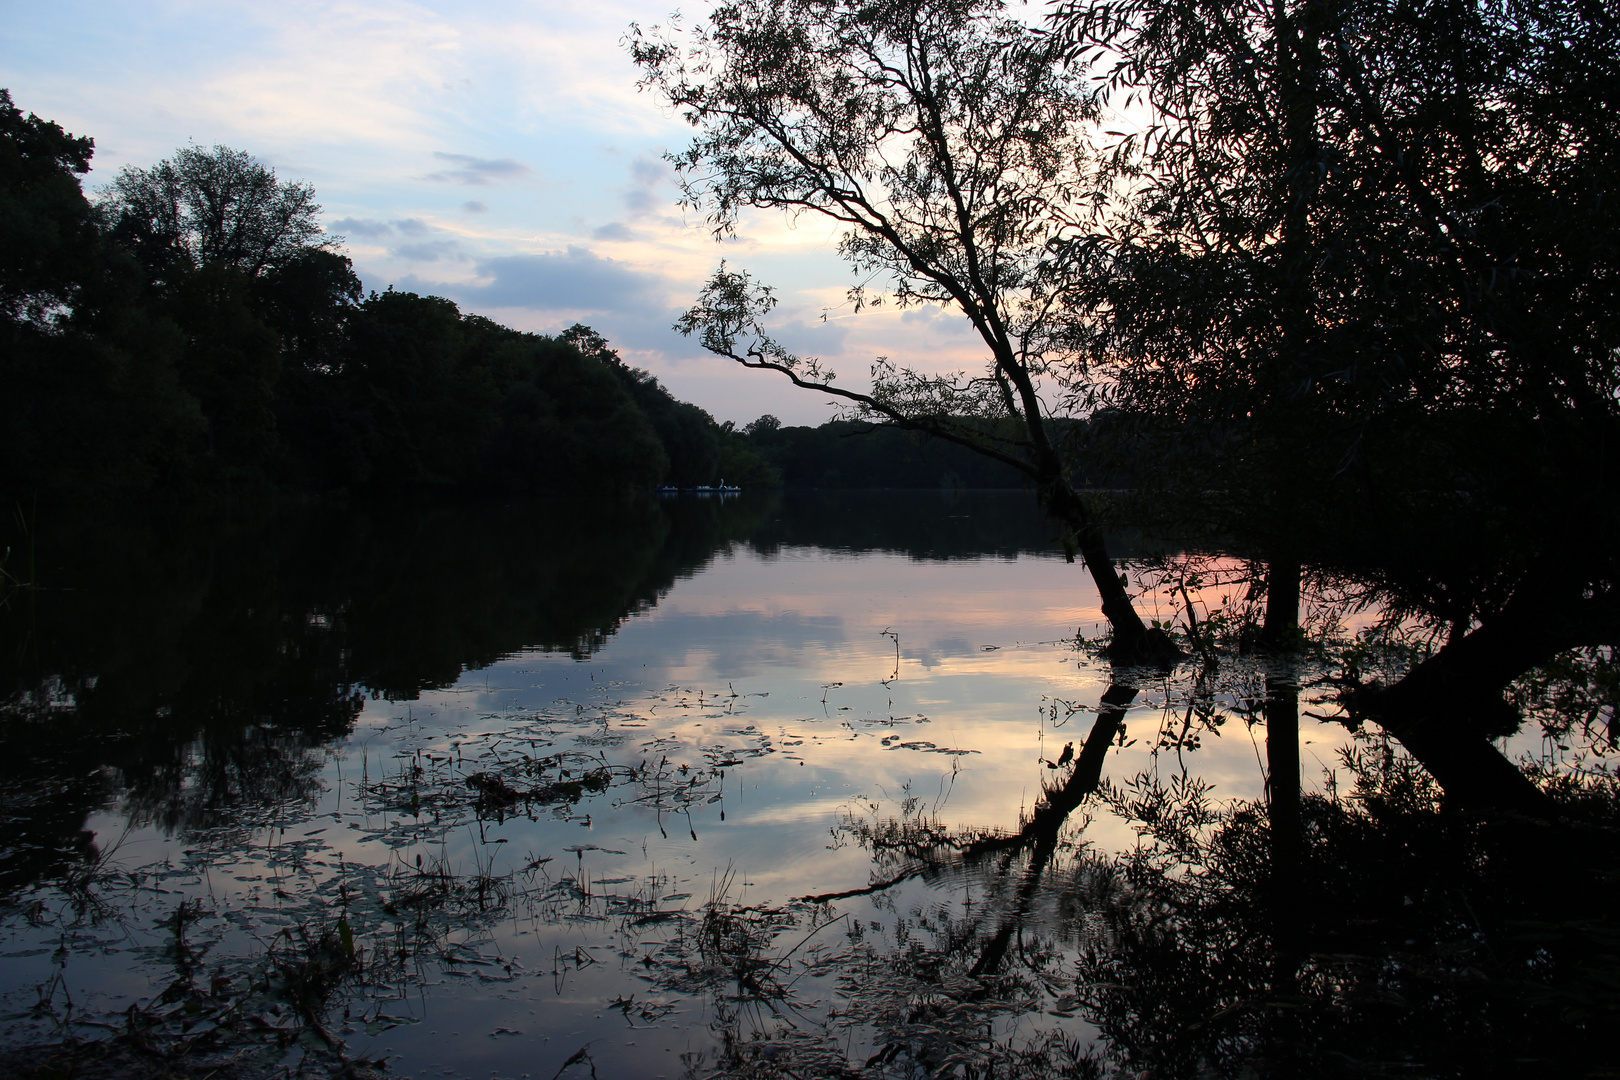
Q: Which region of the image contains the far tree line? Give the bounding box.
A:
[1,92,779,501]
[739,414,1140,490]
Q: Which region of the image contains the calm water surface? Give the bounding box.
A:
[0,491,1469,1077]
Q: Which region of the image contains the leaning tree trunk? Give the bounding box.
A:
[1041,473,1181,664]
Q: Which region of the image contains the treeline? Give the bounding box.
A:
[737,415,1137,489]
[738,417,1015,488]
[1,91,768,501]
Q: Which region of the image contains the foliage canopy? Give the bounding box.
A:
[103,145,327,282]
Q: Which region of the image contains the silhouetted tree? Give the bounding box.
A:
[562,323,776,487]
[631,0,1179,662]
[0,90,203,497]
[0,104,908,502]
[0,89,100,327]
[103,144,325,282]
[1046,0,1620,812]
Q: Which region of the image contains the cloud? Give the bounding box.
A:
[331,217,393,239]
[900,304,963,327]
[425,151,532,186]
[393,217,432,236]
[439,246,662,312]
[392,239,464,263]
[768,318,853,362]
[462,200,488,213]
[622,154,670,219]
[591,221,633,241]
[630,157,666,186]
[624,187,661,217]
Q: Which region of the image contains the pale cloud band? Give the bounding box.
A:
[423,151,533,186]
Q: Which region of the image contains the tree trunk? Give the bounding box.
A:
[1260,0,1323,668]
[1042,477,1180,664]
[1260,554,1301,652]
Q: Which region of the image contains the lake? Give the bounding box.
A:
[0,491,1590,1079]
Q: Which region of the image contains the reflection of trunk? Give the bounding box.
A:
[797,683,1140,907]
[1041,479,1180,665]
[1011,681,1138,845]
[1265,676,1304,1074]
[969,681,1138,977]
[1352,597,1581,817]
[1264,676,1302,959]
[1265,676,1301,897]
[1373,717,1552,816]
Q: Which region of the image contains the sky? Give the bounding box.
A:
[1,0,992,426]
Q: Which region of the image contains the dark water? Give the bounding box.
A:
[0,492,1609,1078]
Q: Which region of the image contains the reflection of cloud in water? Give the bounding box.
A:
[612,609,850,679]
[641,548,1103,640]
[428,544,1361,845]
[907,633,976,669]
[0,510,1379,1080]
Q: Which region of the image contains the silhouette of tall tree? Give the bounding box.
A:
[103,144,326,283]
[631,0,1179,662]
[1048,0,1620,811]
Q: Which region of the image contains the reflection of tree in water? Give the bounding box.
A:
[5,494,1615,1075]
[746,489,1168,563]
[1073,750,1619,1077]
[0,492,771,889]
[117,729,328,836]
[674,674,1618,1079]
[4,650,1610,1076]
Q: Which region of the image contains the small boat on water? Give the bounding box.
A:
[657,479,742,496]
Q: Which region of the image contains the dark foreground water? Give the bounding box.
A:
[0,491,1610,1079]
